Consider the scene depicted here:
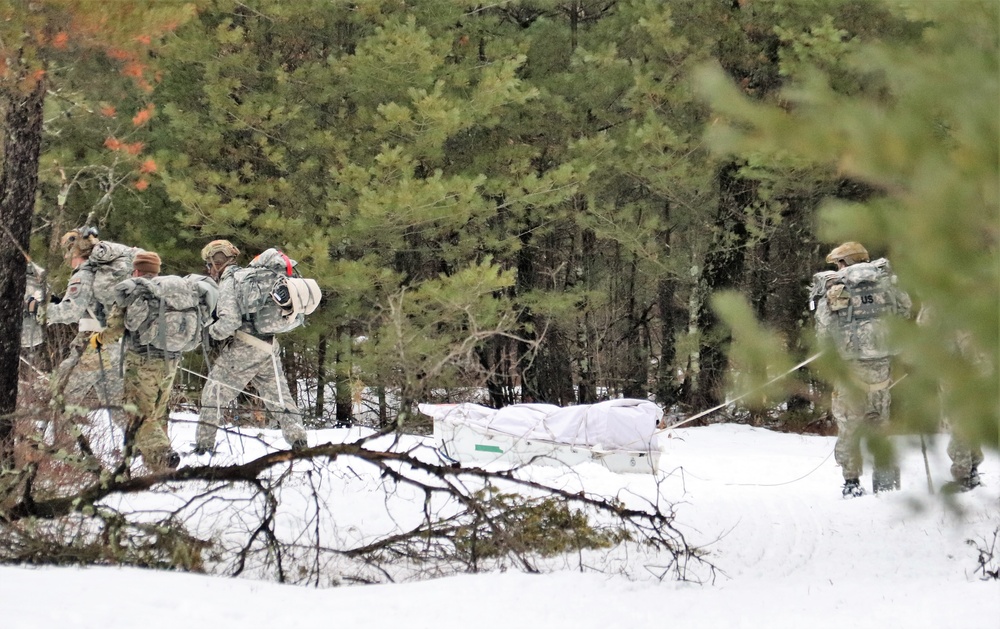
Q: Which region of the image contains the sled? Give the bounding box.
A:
[420,399,662,475]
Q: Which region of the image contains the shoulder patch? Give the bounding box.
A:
[65,277,83,298]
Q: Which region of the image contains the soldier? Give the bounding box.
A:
[94,251,181,472]
[44,228,140,412]
[194,239,307,455]
[915,306,984,493]
[810,242,912,498]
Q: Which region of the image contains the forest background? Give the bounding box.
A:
[0,0,996,455]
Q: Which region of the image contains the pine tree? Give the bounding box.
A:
[698,0,998,448]
[0,0,195,467]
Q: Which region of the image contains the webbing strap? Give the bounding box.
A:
[866,378,892,392]
[234,329,274,353]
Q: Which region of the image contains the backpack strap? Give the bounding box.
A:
[156,291,168,354]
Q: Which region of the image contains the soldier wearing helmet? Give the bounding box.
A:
[811,241,911,498]
[45,226,141,415]
[60,227,100,269]
[824,241,870,268]
[201,239,240,282]
[194,239,307,456]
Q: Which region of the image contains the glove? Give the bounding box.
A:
[88,332,103,350]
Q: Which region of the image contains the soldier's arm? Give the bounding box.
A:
[46,268,95,325]
[207,274,242,341]
[895,287,913,318]
[814,297,833,343]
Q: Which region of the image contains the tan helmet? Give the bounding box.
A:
[60,227,99,258]
[825,241,870,266]
[200,239,240,262]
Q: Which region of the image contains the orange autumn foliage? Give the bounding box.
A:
[132,103,155,126]
[122,61,145,79]
[106,48,131,61]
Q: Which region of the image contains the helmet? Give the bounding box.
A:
[200,239,240,262]
[825,241,870,266]
[60,227,99,258]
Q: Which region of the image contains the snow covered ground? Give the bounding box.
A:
[3,416,998,629]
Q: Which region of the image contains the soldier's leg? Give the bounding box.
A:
[859,359,897,492]
[140,355,179,467]
[123,355,174,469]
[59,349,101,412]
[197,344,268,451]
[99,342,125,407]
[251,342,307,449]
[832,382,863,482]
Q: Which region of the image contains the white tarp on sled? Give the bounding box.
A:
[420,399,662,474]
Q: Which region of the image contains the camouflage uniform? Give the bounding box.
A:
[812,245,911,490]
[946,430,983,482]
[827,358,891,481]
[103,302,178,472]
[196,263,307,452]
[915,308,985,486]
[47,250,126,410]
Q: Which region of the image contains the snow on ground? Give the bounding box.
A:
[2,417,998,629]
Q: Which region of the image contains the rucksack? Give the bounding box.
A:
[86,242,143,319]
[117,275,219,355]
[234,248,321,336]
[812,258,907,359]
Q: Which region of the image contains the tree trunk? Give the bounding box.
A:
[620,258,649,399]
[0,76,46,468]
[576,227,596,404]
[693,162,752,410]
[656,201,679,407]
[334,326,352,427]
[315,333,327,420]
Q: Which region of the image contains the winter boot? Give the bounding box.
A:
[942,465,982,494]
[166,450,181,470]
[842,478,865,498]
[192,443,215,456]
[872,466,901,493]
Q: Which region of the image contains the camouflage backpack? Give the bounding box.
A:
[85,242,143,319]
[811,258,908,359]
[116,275,218,355]
[234,248,321,336]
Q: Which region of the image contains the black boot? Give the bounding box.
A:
[192,443,215,456]
[843,478,865,498]
[872,466,901,493]
[942,466,982,494]
[166,450,181,469]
